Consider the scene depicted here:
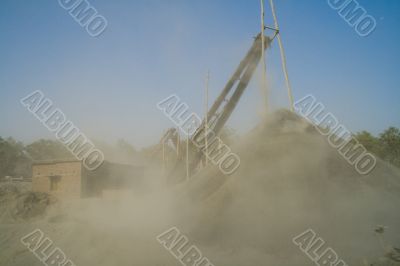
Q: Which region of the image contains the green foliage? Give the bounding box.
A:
[0,125,399,178]
[354,131,383,157]
[0,137,30,178]
[0,138,73,179]
[379,127,400,166]
[25,139,73,161]
[355,127,400,168]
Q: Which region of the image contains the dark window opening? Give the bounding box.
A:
[49,175,62,191]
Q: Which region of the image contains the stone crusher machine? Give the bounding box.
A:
[165,32,277,186]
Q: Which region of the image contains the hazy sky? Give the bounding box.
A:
[0,0,399,148]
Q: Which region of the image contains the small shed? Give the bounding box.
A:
[32,159,144,198]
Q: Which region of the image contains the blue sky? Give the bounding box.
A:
[0,0,399,148]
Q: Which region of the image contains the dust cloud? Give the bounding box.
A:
[1,110,399,266]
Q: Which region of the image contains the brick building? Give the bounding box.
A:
[32,159,144,198]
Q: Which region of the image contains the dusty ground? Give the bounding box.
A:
[1,110,399,266]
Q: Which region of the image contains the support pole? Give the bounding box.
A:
[204,70,210,166]
[269,0,294,111]
[162,131,166,175]
[176,132,180,157]
[260,0,268,113]
[186,132,190,180]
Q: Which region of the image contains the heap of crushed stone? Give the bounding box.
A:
[179,109,400,266]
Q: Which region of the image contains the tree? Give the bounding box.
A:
[25,139,73,161]
[379,127,400,167]
[355,127,400,168]
[354,131,382,157]
[0,137,30,178]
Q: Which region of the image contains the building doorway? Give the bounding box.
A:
[49,175,62,191]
